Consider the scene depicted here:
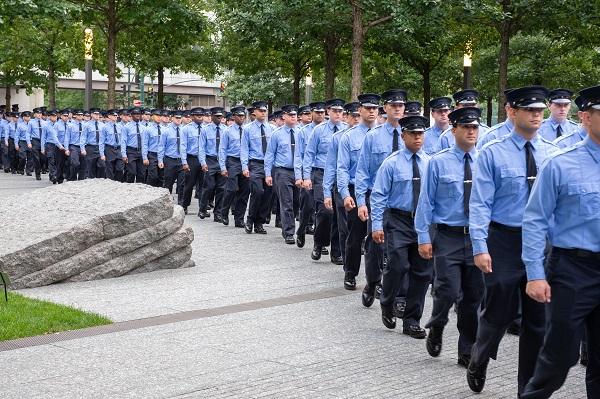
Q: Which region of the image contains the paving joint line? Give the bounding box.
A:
[0,286,359,353]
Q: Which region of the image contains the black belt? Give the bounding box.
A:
[187,154,198,159]
[227,156,241,161]
[557,247,600,261]
[126,146,140,151]
[206,155,218,160]
[389,208,414,219]
[249,159,264,164]
[107,145,120,150]
[85,144,99,148]
[148,151,157,156]
[312,167,324,172]
[275,166,294,172]
[490,221,522,233]
[165,155,181,160]
[32,138,41,142]
[437,224,469,235]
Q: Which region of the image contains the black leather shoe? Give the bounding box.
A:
[208,202,214,210]
[311,246,322,260]
[183,207,188,215]
[361,284,375,308]
[457,353,471,368]
[244,223,253,234]
[321,247,329,255]
[198,210,210,219]
[214,215,223,223]
[330,255,343,265]
[426,326,444,357]
[305,225,315,235]
[275,220,282,228]
[343,272,356,290]
[375,284,382,300]
[467,359,488,393]
[296,234,305,248]
[254,225,267,234]
[35,175,41,180]
[26,172,32,176]
[381,304,396,329]
[393,299,406,319]
[284,236,295,245]
[403,325,427,339]
[222,217,229,226]
[581,349,588,367]
[234,221,245,228]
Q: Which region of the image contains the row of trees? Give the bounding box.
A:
[1,1,600,121]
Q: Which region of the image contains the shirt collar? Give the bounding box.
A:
[504,119,514,130]
[549,116,566,129]
[384,122,400,134]
[450,144,477,160]
[578,127,587,140]
[584,136,600,163]
[510,130,540,150]
[401,147,424,160]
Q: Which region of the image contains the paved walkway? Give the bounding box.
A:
[0,173,587,398]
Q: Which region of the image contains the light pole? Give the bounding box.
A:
[463,42,472,90]
[305,73,313,105]
[84,28,93,110]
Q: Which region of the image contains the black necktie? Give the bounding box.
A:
[239,125,243,140]
[412,153,420,212]
[464,153,472,217]
[78,122,82,139]
[113,124,119,145]
[38,120,42,137]
[333,125,338,134]
[556,124,563,138]
[392,128,399,152]
[261,124,267,154]
[216,125,220,152]
[95,121,99,144]
[176,126,180,155]
[290,128,295,159]
[136,121,141,149]
[525,141,537,194]
[157,124,161,138]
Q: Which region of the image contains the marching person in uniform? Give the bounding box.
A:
[241,101,273,234]
[466,86,558,395]
[141,109,163,187]
[158,110,185,206]
[81,108,105,178]
[371,115,432,339]
[520,84,600,399]
[122,108,146,183]
[423,97,451,155]
[438,89,488,151]
[337,93,380,289]
[100,109,125,182]
[538,88,579,141]
[554,95,588,149]
[219,105,249,227]
[64,109,87,181]
[264,104,301,245]
[416,107,484,366]
[180,108,204,214]
[40,109,62,184]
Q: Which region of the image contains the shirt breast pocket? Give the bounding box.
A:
[438,174,461,198]
[393,170,412,193]
[568,183,600,216]
[500,167,526,193]
[318,137,331,153]
[279,143,290,153]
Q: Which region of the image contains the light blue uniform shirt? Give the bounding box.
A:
[0,119,6,141]
[302,120,346,179]
[141,122,162,160]
[64,120,85,148]
[553,126,586,149]
[199,122,227,166]
[264,124,301,179]
[99,121,123,157]
[337,123,371,199]
[323,129,346,199]
[240,120,273,171]
[30,118,45,140]
[355,122,404,207]
[16,121,32,144]
[41,121,59,148]
[5,121,17,143]
[54,120,69,147]
[522,136,600,280]
[415,145,477,244]
[423,124,447,155]
[477,119,514,149]
[469,131,558,255]
[158,123,183,163]
[219,123,244,171]
[81,119,104,148]
[538,117,579,142]
[121,121,145,156]
[181,122,202,165]
[370,148,430,231]
[439,125,488,151]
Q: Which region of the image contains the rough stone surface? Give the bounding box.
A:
[1,180,194,288]
[126,245,194,275]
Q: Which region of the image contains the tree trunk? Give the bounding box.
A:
[487,96,493,126]
[497,0,511,122]
[106,0,117,108]
[4,85,11,110]
[157,66,164,108]
[292,60,302,105]
[323,33,337,99]
[48,64,56,109]
[350,1,363,100]
[422,67,431,117]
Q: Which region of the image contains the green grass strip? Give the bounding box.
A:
[0,292,111,342]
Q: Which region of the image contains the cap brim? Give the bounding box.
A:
[433,106,451,111]
[403,128,426,132]
[518,102,547,109]
[361,103,379,107]
[256,107,268,111]
[458,120,480,126]
[385,100,405,104]
[591,104,600,110]
[551,98,571,104]
[458,100,477,105]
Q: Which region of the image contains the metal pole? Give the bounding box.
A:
[463,66,472,90]
[127,68,131,107]
[84,28,94,110]
[139,74,145,105]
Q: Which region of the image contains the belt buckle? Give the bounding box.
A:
[411,211,415,218]
[463,226,469,235]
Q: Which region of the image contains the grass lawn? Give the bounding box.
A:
[0,292,112,341]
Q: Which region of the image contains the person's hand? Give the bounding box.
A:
[182,164,190,172]
[324,197,333,210]
[295,179,303,188]
[265,176,273,186]
[303,179,312,190]
[143,159,149,166]
[243,169,250,178]
[158,162,164,169]
[221,170,228,177]
[474,253,493,273]
[64,149,69,156]
[372,230,384,244]
[27,143,32,149]
[101,156,106,161]
[122,156,128,164]
[418,244,433,260]
[358,205,369,222]
[526,280,552,303]
[81,150,87,156]
[202,164,208,172]
[41,149,45,155]
[343,196,355,212]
